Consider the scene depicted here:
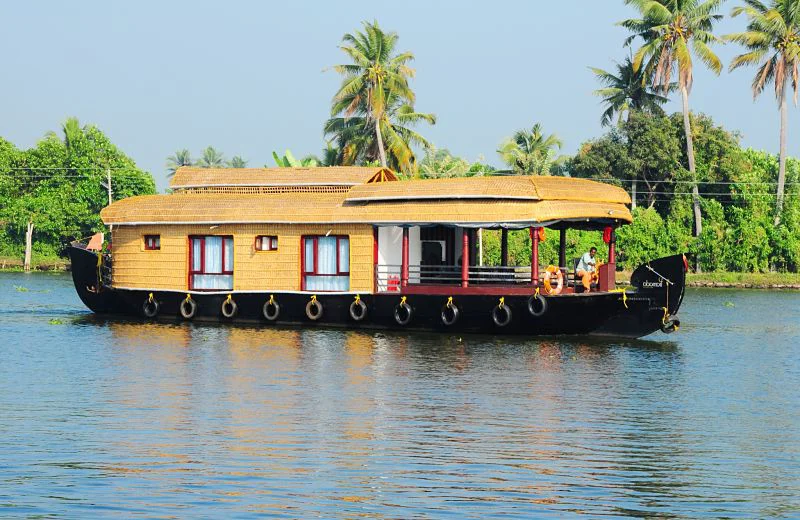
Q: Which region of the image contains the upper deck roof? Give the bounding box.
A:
[169,166,396,190]
[105,169,633,229]
[345,175,631,204]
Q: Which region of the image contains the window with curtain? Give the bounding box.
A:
[144,235,160,251]
[302,236,350,291]
[189,236,234,290]
[255,235,278,251]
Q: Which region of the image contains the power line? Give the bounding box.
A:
[0,167,139,171]
[605,179,800,185]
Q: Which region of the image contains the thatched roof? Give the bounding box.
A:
[169,166,396,190]
[346,176,631,204]
[102,172,632,229]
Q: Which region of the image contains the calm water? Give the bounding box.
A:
[0,273,798,518]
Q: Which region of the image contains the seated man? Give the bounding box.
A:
[575,247,598,291]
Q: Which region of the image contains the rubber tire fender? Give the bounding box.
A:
[306,299,323,321]
[263,300,280,321]
[349,299,367,321]
[528,294,547,317]
[661,315,680,334]
[143,297,159,318]
[441,303,460,326]
[180,298,197,320]
[394,302,412,326]
[492,303,512,327]
[221,298,238,319]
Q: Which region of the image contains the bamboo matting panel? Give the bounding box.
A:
[176,186,351,195]
[169,166,390,189]
[111,224,374,293]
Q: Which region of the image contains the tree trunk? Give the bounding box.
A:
[374,118,387,168]
[681,85,702,240]
[24,220,33,272]
[775,89,788,226]
[631,179,637,210]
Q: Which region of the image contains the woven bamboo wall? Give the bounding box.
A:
[112,224,374,292]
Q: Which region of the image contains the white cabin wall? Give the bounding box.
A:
[377,226,421,282]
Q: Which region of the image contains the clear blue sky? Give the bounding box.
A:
[1,0,797,191]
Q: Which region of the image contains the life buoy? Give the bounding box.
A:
[528,292,547,317]
[349,295,367,321]
[142,293,159,318]
[306,295,323,321]
[441,297,459,326]
[263,295,280,321]
[542,266,563,295]
[180,294,197,320]
[221,294,238,318]
[492,298,512,327]
[394,297,412,326]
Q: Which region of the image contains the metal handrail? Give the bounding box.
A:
[375,264,537,291]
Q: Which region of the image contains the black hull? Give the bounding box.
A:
[68,246,687,339]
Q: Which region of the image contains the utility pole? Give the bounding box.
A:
[101,166,113,233]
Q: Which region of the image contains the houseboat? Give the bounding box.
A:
[69,166,685,338]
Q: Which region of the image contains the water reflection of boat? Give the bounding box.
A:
[69,167,686,338]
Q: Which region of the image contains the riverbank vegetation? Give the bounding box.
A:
[0,118,155,268]
[2,2,799,277]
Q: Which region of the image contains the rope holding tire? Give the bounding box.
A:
[528,288,547,317]
[394,296,412,326]
[441,296,459,326]
[180,294,197,320]
[492,297,512,327]
[349,294,367,321]
[661,307,680,333]
[263,294,280,321]
[142,292,159,318]
[221,294,238,318]
[306,295,323,321]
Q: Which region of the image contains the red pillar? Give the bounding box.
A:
[606,227,617,290]
[531,227,539,286]
[461,229,469,287]
[373,227,379,292]
[608,227,616,265]
[401,227,409,287]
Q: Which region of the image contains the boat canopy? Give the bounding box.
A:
[103,167,632,230]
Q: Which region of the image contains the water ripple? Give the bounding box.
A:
[0,274,798,517]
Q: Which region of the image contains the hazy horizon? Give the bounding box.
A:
[1,0,797,191]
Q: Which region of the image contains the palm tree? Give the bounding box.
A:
[325,89,435,172]
[44,117,83,154]
[196,146,225,168]
[328,20,435,173]
[727,0,800,225]
[320,142,339,167]
[166,149,193,177]
[591,57,672,126]
[228,156,248,168]
[61,117,83,154]
[621,0,724,238]
[497,123,563,175]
